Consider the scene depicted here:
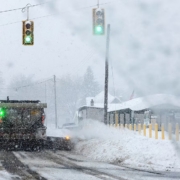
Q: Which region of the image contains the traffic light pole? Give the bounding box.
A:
[104,24,110,125]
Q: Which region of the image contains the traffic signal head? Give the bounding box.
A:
[22,21,34,45]
[93,8,105,35]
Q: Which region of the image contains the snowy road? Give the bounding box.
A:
[0,150,179,180]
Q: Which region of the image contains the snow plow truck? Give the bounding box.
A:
[0,97,47,151]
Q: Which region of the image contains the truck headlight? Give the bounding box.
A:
[65,136,70,140]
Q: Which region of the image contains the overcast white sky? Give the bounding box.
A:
[1,0,180,99]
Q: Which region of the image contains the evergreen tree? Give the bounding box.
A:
[81,66,100,104]
[56,75,82,123]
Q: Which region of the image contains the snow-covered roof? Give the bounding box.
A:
[79,103,104,110]
[93,91,121,104]
[80,94,180,113]
[108,94,180,112]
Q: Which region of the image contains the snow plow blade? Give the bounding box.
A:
[44,136,73,151]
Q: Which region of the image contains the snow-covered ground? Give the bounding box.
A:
[0,163,20,180]
[71,120,180,172]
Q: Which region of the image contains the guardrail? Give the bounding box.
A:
[109,123,179,141]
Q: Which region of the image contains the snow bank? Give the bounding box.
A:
[73,120,180,172]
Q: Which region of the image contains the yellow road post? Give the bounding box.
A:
[134,124,136,131]
[155,123,158,139]
[125,124,127,129]
[161,124,165,140]
[129,124,132,130]
[149,124,152,138]
[143,124,146,136]
[117,124,119,129]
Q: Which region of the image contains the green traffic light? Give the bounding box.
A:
[0,108,5,118]
[95,26,103,34]
[25,35,32,43]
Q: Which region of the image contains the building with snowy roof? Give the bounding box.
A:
[78,94,180,131]
[79,91,122,122]
[85,91,122,106]
[108,94,180,131]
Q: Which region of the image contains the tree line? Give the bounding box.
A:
[1,67,100,126]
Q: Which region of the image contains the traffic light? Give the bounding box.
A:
[93,8,105,35]
[0,108,6,118]
[22,20,34,45]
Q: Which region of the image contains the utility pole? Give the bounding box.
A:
[45,82,47,126]
[54,75,58,128]
[104,24,110,125]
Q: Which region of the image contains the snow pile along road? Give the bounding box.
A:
[73,120,180,172]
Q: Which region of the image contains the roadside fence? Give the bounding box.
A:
[109,123,180,141]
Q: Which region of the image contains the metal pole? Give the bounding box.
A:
[104,24,110,125]
[54,75,58,128]
[45,82,46,103]
[27,6,29,20]
[45,82,47,126]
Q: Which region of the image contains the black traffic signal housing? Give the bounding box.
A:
[93,8,105,35]
[22,20,34,45]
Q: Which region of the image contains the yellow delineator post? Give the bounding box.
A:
[138,124,141,134]
[161,124,165,140]
[168,123,172,140]
[155,123,158,139]
[125,124,127,129]
[143,124,146,136]
[149,124,152,138]
[117,124,119,129]
[176,123,179,141]
[134,124,136,131]
[129,124,132,130]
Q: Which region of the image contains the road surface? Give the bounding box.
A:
[0,150,179,180]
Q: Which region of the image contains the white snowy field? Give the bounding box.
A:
[71,120,180,172]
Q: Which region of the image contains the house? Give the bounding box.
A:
[108,94,180,131]
[78,91,122,122]
[78,93,180,131]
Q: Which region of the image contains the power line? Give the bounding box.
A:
[0,2,48,14]
[15,78,53,90]
[0,77,53,90]
[0,1,119,27]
